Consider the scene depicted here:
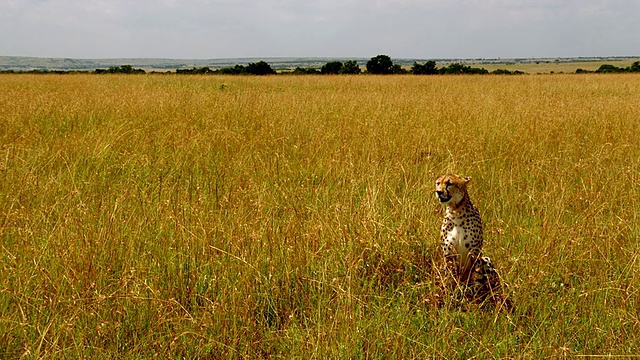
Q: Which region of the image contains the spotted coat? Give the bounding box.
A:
[435,174,512,309]
[435,174,483,283]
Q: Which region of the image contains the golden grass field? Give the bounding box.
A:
[1,73,640,358]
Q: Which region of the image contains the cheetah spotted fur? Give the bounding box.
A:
[435,174,483,283]
[435,174,511,308]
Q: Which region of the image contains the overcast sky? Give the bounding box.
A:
[2,0,639,59]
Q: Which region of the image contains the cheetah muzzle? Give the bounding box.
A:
[435,190,452,204]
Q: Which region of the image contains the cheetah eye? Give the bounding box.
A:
[436,181,440,186]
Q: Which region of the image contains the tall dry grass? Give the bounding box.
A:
[1,73,639,358]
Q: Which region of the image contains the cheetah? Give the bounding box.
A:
[435,174,483,283]
[435,174,511,308]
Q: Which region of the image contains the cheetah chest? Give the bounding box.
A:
[442,217,476,265]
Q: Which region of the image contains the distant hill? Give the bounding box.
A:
[1,55,638,72]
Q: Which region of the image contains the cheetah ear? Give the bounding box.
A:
[464,176,472,183]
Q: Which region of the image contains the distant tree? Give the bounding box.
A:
[211,64,243,74]
[176,66,214,74]
[95,65,145,74]
[234,64,247,73]
[245,61,276,75]
[366,54,394,74]
[120,65,134,73]
[439,63,488,75]
[595,64,624,73]
[439,63,466,74]
[470,66,489,74]
[411,60,437,75]
[292,67,320,75]
[176,67,192,74]
[391,64,408,74]
[592,62,640,74]
[491,68,524,75]
[321,61,343,74]
[339,60,361,74]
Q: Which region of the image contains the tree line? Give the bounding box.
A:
[94,65,146,74]
[174,60,362,75]
[174,55,524,75]
[577,61,640,74]
[2,56,638,75]
[364,55,505,75]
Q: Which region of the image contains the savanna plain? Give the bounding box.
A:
[1,73,640,358]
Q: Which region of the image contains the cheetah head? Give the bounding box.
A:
[435,174,470,206]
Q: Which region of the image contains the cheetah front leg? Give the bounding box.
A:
[441,235,461,282]
[444,253,460,281]
[461,247,482,284]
